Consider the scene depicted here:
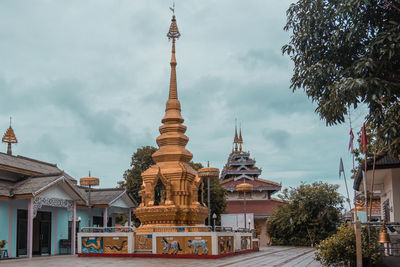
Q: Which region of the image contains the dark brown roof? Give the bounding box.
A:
[0,180,13,196]
[0,152,61,175]
[77,187,126,206]
[353,150,400,190]
[12,174,63,195]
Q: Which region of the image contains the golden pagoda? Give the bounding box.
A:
[2,118,18,155]
[134,14,208,233]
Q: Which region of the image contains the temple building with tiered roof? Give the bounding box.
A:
[220,125,285,246]
[0,121,136,258]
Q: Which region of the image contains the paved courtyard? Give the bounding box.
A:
[0,246,321,267]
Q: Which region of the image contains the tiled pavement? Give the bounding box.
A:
[0,246,321,267]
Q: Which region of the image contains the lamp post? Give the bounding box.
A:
[212,213,217,231]
[198,164,219,227]
[80,171,100,228]
[236,181,253,230]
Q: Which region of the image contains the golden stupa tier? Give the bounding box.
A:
[134,15,208,233]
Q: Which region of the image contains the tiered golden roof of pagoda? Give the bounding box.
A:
[2,126,18,144]
[2,118,18,155]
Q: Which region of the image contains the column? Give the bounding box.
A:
[27,198,33,258]
[53,208,58,255]
[128,208,132,228]
[8,199,13,258]
[103,207,108,228]
[71,201,76,255]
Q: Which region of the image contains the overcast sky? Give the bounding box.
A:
[0,0,366,206]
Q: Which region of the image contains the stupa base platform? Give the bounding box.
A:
[77,226,259,258]
[78,248,259,259]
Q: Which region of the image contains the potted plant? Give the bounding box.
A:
[0,240,7,255]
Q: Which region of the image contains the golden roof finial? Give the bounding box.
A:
[166,7,180,101]
[234,119,239,143]
[239,122,243,143]
[2,117,18,155]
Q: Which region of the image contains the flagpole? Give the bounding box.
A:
[369,148,377,220]
[349,109,362,267]
[348,111,357,222]
[343,167,352,212]
[362,123,369,222]
[339,158,352,212]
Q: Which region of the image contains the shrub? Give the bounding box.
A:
[315,224,381,266]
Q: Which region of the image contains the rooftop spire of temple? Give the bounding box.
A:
[239,123,243,152]
[234,119,239,152]
[2,117,18,155]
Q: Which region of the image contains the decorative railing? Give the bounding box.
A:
[214,226,233,232]
[80,226,135,233]
[152,226,212,232]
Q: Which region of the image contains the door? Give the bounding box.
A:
[32,211,52,255]
[17,210,27,257]
[39,221,51,254]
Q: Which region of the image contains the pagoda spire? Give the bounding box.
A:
[239,123,243,152]
[2,117,18,155]
[162,14,183,124]
[153,12,192,163]
[135,11,208,232]
[234,120,239,153]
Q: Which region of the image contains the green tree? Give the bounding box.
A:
[119,146,227,226]
[315,224,381,266]
[282,0,400,156]
[267,182,343,246]
[202,176,227,226]
[118,146,157,205]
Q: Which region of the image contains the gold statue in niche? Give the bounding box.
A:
[134,14,208,233]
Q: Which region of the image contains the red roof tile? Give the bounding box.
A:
[225,199,286,215]
[221,178,280,188]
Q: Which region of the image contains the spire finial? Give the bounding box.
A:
[239,122,243,152]
[166,11,180,101]
[234,119,239,152]
[162,10,184,124]
[2,118,18,155]
[207,161,210,167]
[10,116,12,127]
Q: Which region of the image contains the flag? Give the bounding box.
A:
[361,123,368,154]
[339,158,345,178]
[348,128,354,152]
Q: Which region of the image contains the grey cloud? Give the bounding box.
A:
[238,49,288,70]
[262,128,291,149]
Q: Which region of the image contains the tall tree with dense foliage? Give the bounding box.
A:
[282,0,400,156]
[267,182,343,246]
[119,146,226,226]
